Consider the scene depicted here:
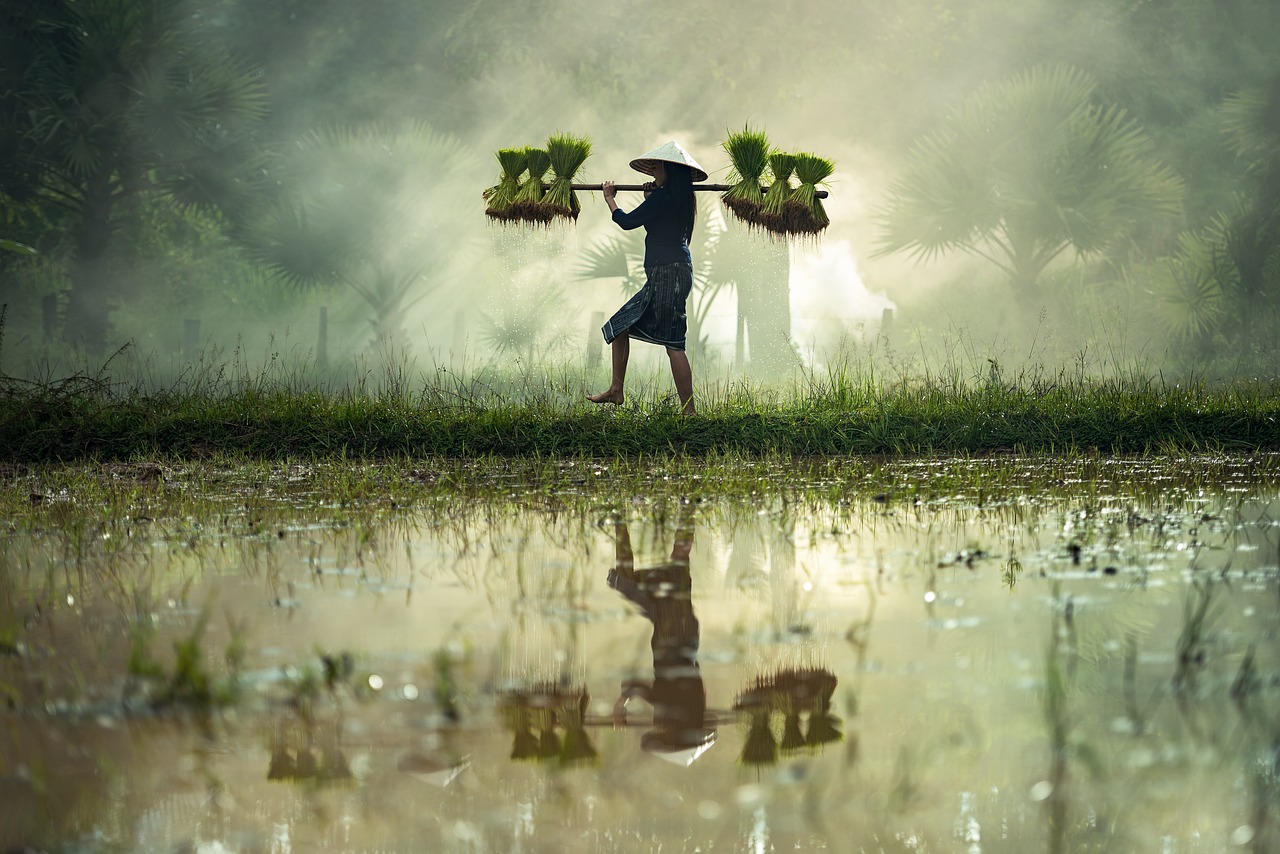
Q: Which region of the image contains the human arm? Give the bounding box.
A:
[610,186,669,230]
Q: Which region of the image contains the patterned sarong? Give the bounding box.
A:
[601,261,694,351]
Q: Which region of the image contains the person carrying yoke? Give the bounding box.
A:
[588,140,706,415]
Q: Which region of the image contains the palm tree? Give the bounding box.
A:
[1,0,268,353]
[1152,73,1280,359]
[710,220,795,376]
[248,122,474,356]
[877,65,1183,320]
[1216,73,1280,346]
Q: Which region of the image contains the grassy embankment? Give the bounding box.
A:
[3,361,1279,460]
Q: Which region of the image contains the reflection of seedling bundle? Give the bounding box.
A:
[721,126,771,227]
[267,722,353,783]
[498,684,598,767]
[733,667,841,766]
[483,148,528,221]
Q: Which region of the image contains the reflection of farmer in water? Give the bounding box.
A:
[608,504,716,764]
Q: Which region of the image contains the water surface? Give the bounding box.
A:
[2,457,1277,852]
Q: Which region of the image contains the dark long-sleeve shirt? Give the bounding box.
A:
[611,186,693,268]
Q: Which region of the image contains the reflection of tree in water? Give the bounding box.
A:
[609,501,717,765]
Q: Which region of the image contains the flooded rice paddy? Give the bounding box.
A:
[2,456,1278,853]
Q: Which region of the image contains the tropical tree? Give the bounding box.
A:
[877,65,1183,320]
[0,0,268,353]
[248,122,474,356]
[1152,72,1280,360]
[1215,73,1280,345]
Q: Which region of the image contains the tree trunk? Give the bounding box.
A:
[65,171,115,355]
[736,240,796,378]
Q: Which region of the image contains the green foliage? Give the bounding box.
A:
[0,240,36,257]
[1154,222,1230,349]
[1,0,270,349]
[246,121,475,350]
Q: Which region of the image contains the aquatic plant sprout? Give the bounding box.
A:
[544,132,592,221]
[721,125,771,227]
[482,148,528,221]
[789,152,834,235]
[760,152,797,234]
[481,127,832,239]
[511,147,553,222]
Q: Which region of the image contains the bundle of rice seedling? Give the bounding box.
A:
[544,132,592,221]
[483,148,528,221]
[510,147,553,223]
[759,153,797,235]
[780,711,806,752]
[787,152,834,236]
[805,711,844,747]
[720,125,771,227]
[740,709,778,766]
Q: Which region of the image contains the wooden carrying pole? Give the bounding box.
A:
[564,183,829,198]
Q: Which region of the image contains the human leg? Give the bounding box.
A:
[588,331,629,405]
[666,347,695,415]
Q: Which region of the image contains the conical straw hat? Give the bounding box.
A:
[629,140,709,182]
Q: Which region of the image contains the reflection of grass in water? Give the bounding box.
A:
[1174,577,1220,697]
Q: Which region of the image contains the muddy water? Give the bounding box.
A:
[2,458,1278,853]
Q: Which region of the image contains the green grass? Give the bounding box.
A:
[2,362,1280,461]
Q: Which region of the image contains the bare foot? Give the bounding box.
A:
[587,389,624,405]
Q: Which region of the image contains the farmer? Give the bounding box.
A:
[588,141,707,415]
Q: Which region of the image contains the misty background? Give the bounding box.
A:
[3,0,1279,385]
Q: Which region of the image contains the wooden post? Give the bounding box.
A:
[735,314,747,371]
[183,318,200,361]
[587,311,604,368]
[317,305,329,371]
[880,307,895,344]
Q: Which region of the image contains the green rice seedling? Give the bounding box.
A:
[511,147,553,223]
[544,132,592,222]
[721,126,771,227]
[759,153,796,236]
[483,148,528,221]
[788,152,834,236]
